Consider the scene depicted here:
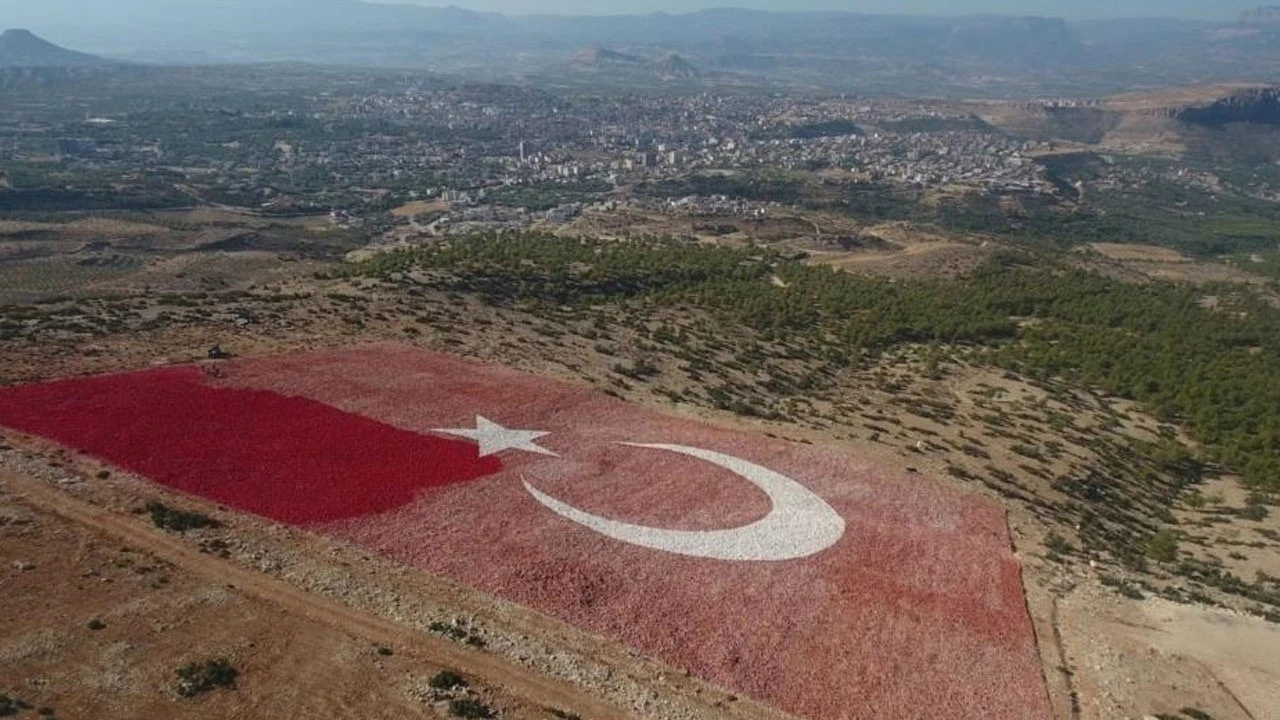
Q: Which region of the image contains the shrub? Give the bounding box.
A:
[87,618,107,631]
[176,659,239,697]
[429,671,467,690]
[1145,530,1180,563]
[0,695,32,717]
[612,358,659,381]
[1044,532,1074,555]
[429,621,467,640]
[146,502,220,532]
[1239,504,1269,521]
[449,698,493,718]
[1099,575,1145,600]
[430,621,486,647]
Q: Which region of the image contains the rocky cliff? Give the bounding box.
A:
[1177,86,1280,127]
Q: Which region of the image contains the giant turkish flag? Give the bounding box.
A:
[0,344,1050,720]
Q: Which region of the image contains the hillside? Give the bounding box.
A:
[0,29,106,67]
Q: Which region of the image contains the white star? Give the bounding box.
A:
[434,415,558,458]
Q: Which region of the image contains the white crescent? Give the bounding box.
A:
[522,443,845,562]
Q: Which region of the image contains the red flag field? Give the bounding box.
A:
[0,343,1051,720]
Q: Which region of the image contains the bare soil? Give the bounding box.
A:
[0,470,621,720]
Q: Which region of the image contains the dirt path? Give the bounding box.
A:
[1,469,638,720]
[1134,600,1279,720]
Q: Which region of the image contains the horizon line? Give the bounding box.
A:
[363,1,1248,23]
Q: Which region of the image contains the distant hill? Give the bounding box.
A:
[0,29,106,67]
[570,47,702,83]
[1240,6,1280,25]
[1177,85,1280,126]
[6,3,1280,97]
[652,54,699,81]
[572,47,645,67]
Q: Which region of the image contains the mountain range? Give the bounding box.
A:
[5,2,1280,96]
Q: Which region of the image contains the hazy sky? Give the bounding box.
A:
[381,1,1250,20]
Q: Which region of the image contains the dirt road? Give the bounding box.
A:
[1,469,637,720]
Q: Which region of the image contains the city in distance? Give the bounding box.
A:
[1,3,1279,720]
